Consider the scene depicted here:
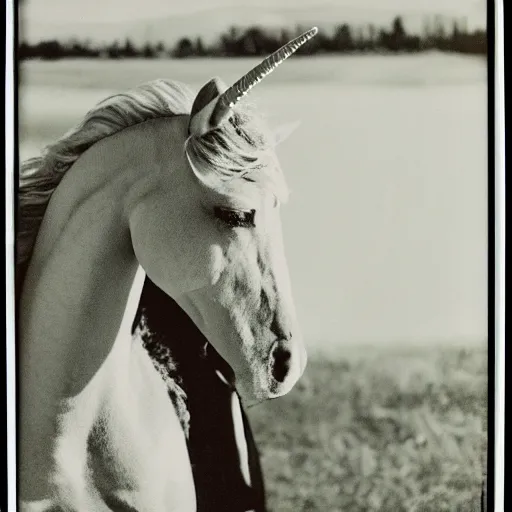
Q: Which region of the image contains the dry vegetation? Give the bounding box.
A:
[248,346,487,511]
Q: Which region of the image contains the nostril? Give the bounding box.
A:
[271,346,292,383]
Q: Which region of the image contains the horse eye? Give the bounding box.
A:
[214,207,256,228]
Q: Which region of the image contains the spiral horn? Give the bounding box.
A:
[188,27,318,136]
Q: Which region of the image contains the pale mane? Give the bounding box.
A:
[17,79,195,272]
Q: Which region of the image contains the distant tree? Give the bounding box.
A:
[36,40,64,60]
[121,38,138,57]
[353,26,366,52]
[63,39,77,57]
[106,40,122,59]
[228,26,240,42]
[217,26,242,56]
[239,29,258,56]
[433,15,446,39]
[154,41,166,55]
[19,41,32,60]
[368,24,377,50]
[238,27,276,56]
[392,16,406,37]
[461,29,487,55]
[333,24,354,52]
[451,19,461,40]
[377,29,390,51]
[195,37,206,56]
[141,42,156,58]
[405,35,421,52]
[79,39,100,57]
[18,18,487,61]
[432,14,448,50]
[173,38,195,58]
[219,33,234,56]
[421,16,434,50]
[388,16,407,51]
[472,29,487,54]
[449,20,461,52]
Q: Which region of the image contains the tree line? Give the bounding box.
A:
[19,16,487,60]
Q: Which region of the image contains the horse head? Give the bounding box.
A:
[131,28,317,403]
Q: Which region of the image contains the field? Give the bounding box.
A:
[17,55,488,510]
[248,347,487,511]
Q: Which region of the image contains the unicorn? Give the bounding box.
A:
[17,27,317,512]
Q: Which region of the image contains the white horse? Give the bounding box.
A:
[17,28,317,512]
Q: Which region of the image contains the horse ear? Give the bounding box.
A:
[273,120,301,145]
[188,78,229,137]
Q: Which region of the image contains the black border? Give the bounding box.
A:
[3,2,15,510]
[13,2,21,511]
[485,1,496,511]
[2,0,9,508]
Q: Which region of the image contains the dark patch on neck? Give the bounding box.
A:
[132,276,237,435]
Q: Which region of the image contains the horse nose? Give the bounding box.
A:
[271,343,292,383]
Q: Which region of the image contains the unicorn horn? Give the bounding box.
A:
[216,27,318,112]
[188,27,318,137]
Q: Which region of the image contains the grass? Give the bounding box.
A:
[247,346,487,511]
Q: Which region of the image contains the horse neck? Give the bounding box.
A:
[18,130,154,402]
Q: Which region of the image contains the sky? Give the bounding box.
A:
[21,0,486,26]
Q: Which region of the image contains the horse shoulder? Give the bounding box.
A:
[89,340,196,511]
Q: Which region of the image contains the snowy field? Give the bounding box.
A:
[18,54,488,352]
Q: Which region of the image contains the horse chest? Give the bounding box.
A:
[55,341,196,511]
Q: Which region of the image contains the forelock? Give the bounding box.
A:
[185,101,289,201]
